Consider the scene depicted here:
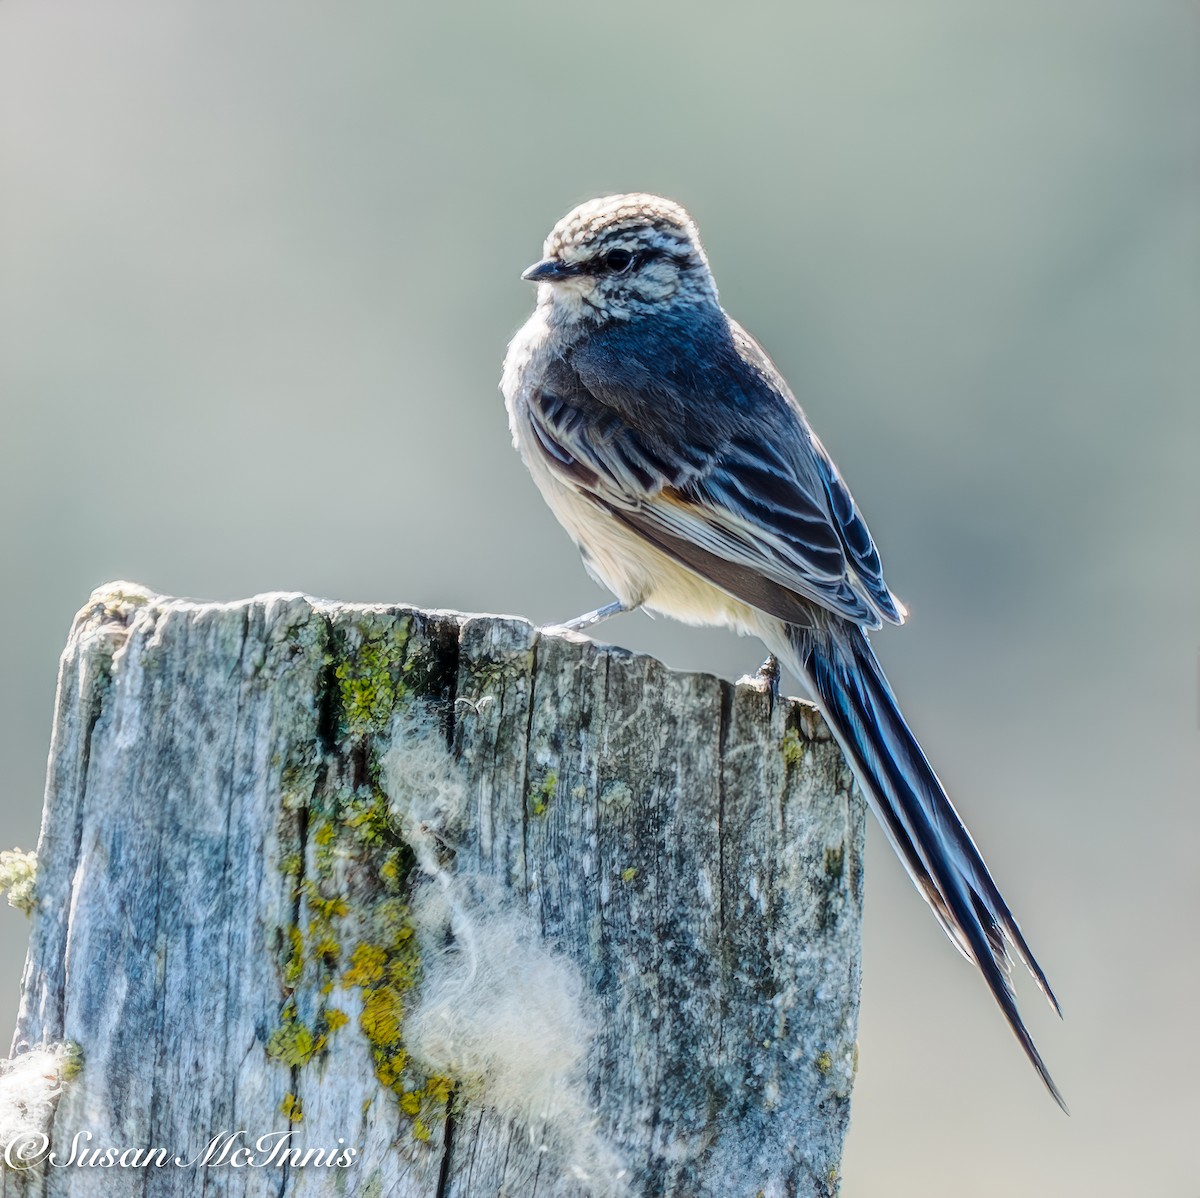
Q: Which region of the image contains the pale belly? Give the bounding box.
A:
[511,408,762,636]
[502,310,766,638]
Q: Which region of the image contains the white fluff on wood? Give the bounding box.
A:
[0,1043,73,1173]
[380,711,627,1196]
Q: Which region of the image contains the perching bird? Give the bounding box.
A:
[501,193,1063,1108]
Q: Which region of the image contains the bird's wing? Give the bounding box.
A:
[727,319,905,626]
[527,320,904,628]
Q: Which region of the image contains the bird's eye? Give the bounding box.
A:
[603,248,635,273]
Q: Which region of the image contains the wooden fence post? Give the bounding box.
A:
[2,582,864,1198]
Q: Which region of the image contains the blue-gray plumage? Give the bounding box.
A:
[502,193,1064,1108]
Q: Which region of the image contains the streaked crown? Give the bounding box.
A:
[526,194,717,321]
[545,194,702,261]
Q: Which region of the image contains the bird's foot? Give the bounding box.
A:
[544,600,628,635]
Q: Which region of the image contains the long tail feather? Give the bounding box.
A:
[776,620,1066,1110]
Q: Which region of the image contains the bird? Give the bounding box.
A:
[501,193,1064,1108]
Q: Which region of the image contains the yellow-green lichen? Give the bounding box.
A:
[620,867,637,883]
[302,879,350,921]
[267,669,454,1147]
[270,843,356,1064]
[361,983,404,1047]
[394,1074,455,1144]
[60,1041,84,1083]
[528,771,558,817]
[266,1003,321,1067]
[781,726,805,768]
[0,848,37,915]
[342,909,423,1099]
[343,943,387,988]
[815,1050,833,1075]
[280,1093,304,1123]
[267,1001,349,1068]
[342,785,400,848]
[333,620,413,738]
[283,926,305,986]
[310,931,341,963]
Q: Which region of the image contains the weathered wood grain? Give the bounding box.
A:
[4,582,864,1198]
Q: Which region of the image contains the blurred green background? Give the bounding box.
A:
[2,1,1196,1193]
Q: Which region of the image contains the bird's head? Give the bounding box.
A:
[522,194,718,324]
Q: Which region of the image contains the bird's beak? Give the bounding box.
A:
[521,257,576,283]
